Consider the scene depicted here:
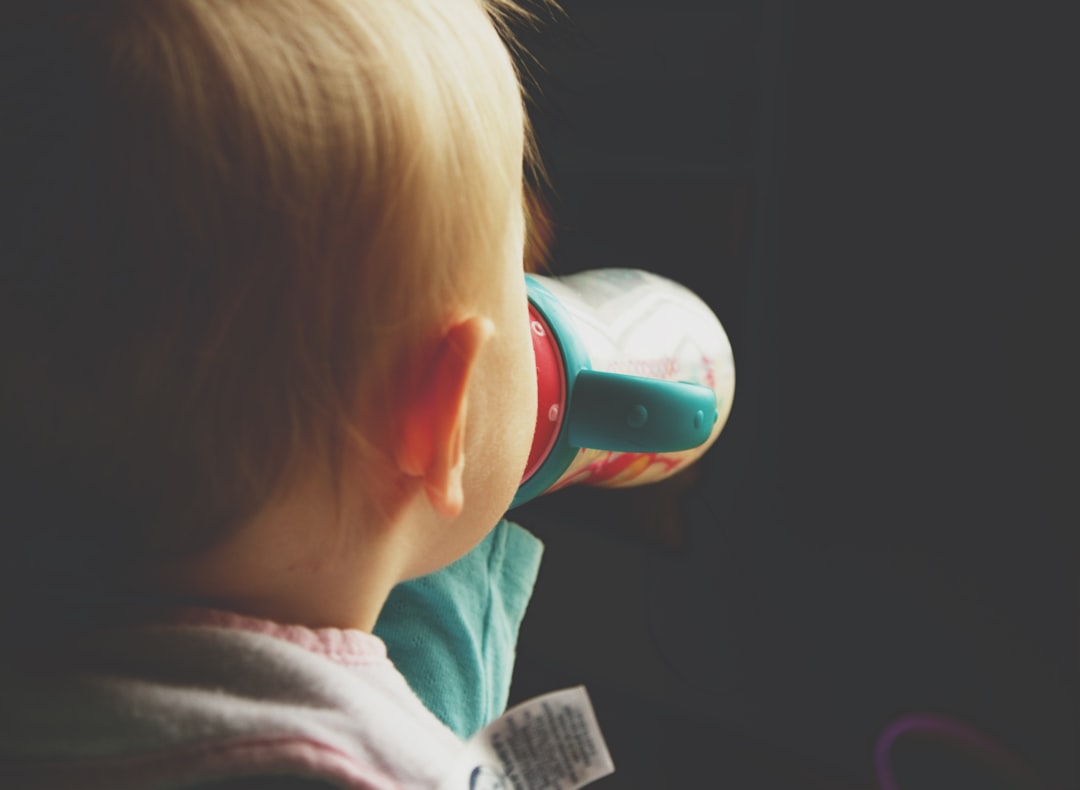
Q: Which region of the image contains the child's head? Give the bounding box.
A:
[1,0,539,604]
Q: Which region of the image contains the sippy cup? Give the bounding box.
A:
[513,268,735,507]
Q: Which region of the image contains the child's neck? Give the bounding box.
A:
[153,472,423,632]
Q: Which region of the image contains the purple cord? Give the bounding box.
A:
[874,712,1037,790]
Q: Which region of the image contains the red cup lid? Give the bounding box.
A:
[522,302,566,482]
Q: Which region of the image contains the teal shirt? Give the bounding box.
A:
[374,519,543,738]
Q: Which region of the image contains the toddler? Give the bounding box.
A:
[0,0,549,787]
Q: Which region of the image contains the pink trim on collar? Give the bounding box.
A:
[161,607,389,666]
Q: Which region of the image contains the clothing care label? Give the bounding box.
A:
[442,686,614,790]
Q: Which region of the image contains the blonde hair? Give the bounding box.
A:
[1,0,538,588]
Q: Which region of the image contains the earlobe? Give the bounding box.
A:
[394,316,493,518]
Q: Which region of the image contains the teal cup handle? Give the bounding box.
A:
[566,369,717,453]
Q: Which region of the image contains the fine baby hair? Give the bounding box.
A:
[0,0,537,612]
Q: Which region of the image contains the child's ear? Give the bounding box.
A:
[394,316,494,518]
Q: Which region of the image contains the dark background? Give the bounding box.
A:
[506,2,1076,788]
